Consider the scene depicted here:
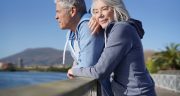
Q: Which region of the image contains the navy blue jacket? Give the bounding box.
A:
[72,21,156,96]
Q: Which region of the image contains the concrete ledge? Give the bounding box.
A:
[0,77,99,96]
[152,74,180,93]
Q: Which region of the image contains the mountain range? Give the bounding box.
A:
[0,48,73,66]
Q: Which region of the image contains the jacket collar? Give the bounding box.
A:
[68,13,91,40]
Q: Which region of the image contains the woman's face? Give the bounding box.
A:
[92,0,114,29]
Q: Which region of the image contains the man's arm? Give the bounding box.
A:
[77,21,104,67]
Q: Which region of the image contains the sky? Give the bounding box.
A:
[0,0,180,59]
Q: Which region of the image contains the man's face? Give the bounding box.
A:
[55,2,72,29]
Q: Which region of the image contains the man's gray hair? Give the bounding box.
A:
[91,0,130,21]
[55,0,87,16]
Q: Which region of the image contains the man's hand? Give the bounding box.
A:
[88,17,102,35]
[67,68,74,79]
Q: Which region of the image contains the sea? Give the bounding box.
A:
[0,72,67,89]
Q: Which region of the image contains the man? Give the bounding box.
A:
[55,0,104,71]
[55,0,113,96]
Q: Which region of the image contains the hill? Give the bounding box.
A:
[0,48,73,66]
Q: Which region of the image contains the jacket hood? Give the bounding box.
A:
[77,13,91,28]
[127,18,145,39]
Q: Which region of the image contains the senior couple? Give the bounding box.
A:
[55,0,156,96]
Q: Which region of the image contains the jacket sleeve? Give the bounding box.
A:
[72,22,134,80]
[77,21,104,67]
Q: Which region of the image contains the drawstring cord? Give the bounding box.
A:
[104,31,107,47]
[62,32,69,64]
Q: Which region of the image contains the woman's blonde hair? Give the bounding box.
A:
[91,0,130,21]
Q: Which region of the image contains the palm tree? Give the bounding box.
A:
[152,43,180,70]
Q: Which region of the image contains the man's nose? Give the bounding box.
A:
[55,14,58,20]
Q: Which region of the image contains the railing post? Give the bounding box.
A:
[84,80,101,96]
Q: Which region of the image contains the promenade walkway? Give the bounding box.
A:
[156,87,180,96]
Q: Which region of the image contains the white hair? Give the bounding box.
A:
[91,0,130,21]
[55,0,87,16]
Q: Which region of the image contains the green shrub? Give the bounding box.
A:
[146,58,158,73]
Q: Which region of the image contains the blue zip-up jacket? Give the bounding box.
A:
[72,21,156,96]
[67,13,104,68]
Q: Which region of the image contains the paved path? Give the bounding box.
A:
[156,87,180,96]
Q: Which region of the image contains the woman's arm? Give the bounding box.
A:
[69,22,134,80]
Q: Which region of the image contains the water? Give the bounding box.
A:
[0,72,67,89]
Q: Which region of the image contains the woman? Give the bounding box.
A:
[68,0,156,95]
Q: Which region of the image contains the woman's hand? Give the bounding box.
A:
[88,17,102,35]
[67,68,74,79]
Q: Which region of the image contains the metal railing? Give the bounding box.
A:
[0,77,100,96]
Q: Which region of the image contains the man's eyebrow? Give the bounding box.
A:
[56,10,60,12]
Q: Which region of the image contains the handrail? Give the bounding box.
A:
[0,77,100,96]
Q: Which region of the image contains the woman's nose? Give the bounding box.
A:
[98,12,104,18]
